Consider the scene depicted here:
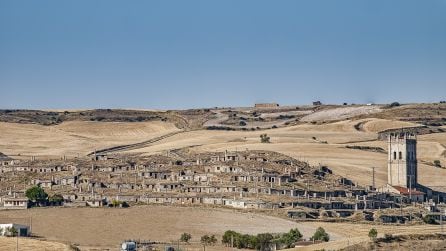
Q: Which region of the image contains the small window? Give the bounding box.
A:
[394,152,397,160]
[399,152,402,160]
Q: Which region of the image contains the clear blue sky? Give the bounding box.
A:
[1,0,446,109]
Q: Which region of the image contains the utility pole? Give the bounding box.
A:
[372,167,376,190]
[441,208,444,234]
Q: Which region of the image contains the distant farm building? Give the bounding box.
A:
[1,197,29,209]
[313,101,322,106]
[388,186,425,202]
[92,153,108,161]
[0,223,30,236]
[0,153,16,166]
[254,103,279,108]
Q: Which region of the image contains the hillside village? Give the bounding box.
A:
[1,135,445,225]
[1,104,446,250]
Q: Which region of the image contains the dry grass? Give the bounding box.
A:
[0,121,179,157]
[0,206,327,250]
[0,236,70,251]
[361,118,422,133]
[288,222,446,251]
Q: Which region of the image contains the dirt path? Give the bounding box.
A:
[87,130,185,155]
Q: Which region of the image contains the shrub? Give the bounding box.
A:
[49,194,64,205]
[5,226,17,237]
[423,215,438,224]
[239,121,247,126]
[434,160,441,167]
[25,186,48,203]
[201,234,217,245]
[260,134,270,143]
[368,228,378,240]
[311,227,329,242]
[180,232,192,243]
[389,102,400,108]
[223,229,302,250]
[256,233,274,251]
[111,199,121,208]
[280,228,303,248]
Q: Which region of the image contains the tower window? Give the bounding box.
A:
[393,152,397,160]
[399,152,402,159]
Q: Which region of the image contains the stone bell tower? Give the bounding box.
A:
[388,132,417,188]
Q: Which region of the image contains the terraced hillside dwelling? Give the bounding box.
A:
[1,103,446,250]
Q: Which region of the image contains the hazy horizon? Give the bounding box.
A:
[1,0,446,109]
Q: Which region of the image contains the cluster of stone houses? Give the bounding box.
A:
[1,146,444,226]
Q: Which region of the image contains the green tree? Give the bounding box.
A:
[209,235,217,245]
[256,233,274,251]
[222,230,236,245]
[246,234,258,249]
[6,226,18,237]
[311,227,330,242]
[49,194,64,205]
[200,235,217,246]
[180,232,192,243]
[201,234,209,244]
[280,228,303,248]
[368,228,378,241]
[25,186,48,203]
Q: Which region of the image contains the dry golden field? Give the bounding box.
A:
[0,206,330,250]
[287,221,446,251]
[0,121,180,157]
[0,236,70,251]
[0,206,443,251]
[1,117,445,188]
